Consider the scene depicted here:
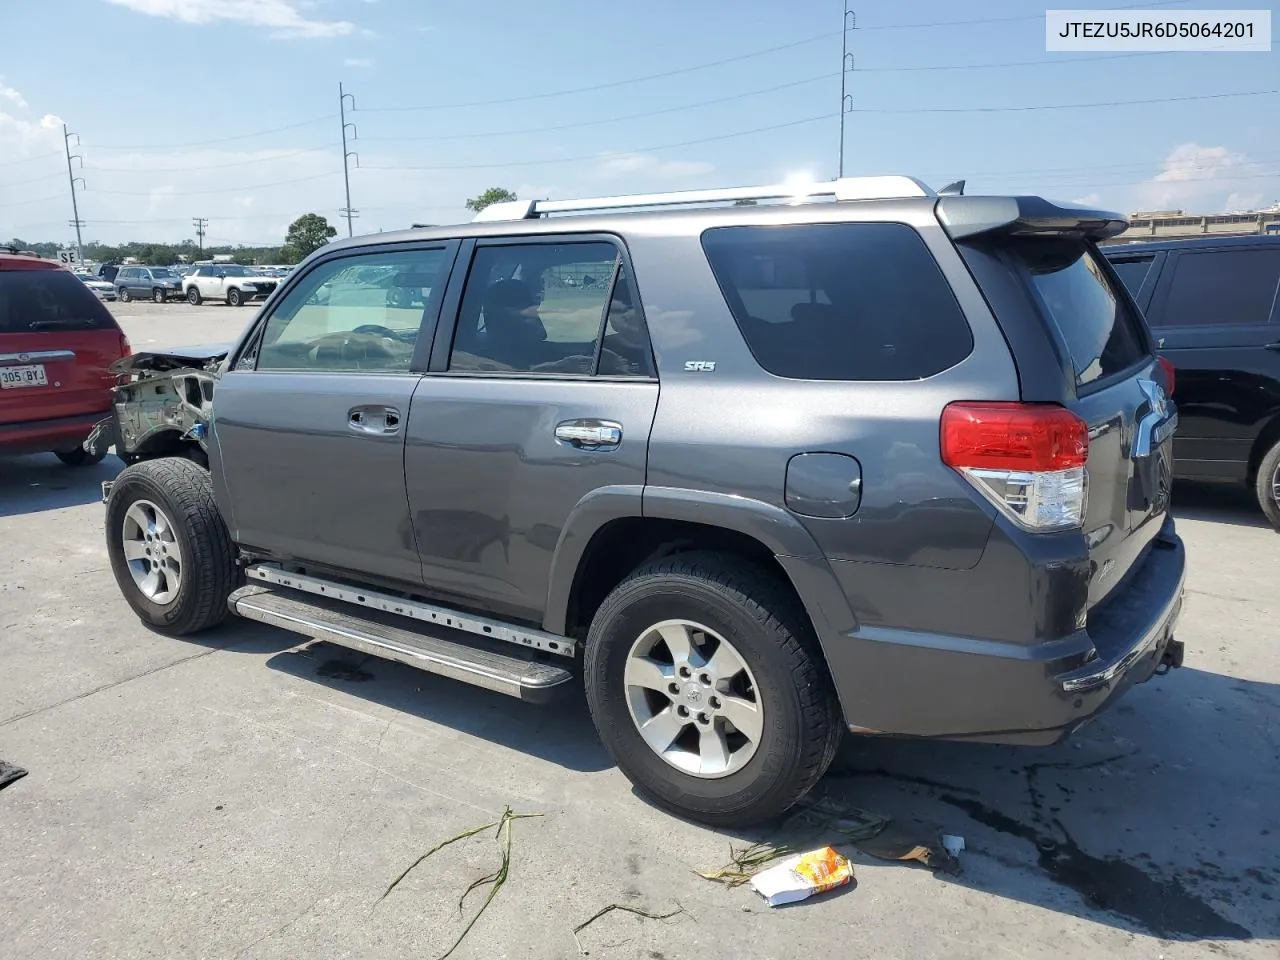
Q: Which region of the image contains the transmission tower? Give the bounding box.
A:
[339,82,359,237]
[63,124,85,265]
[192,217,208,254]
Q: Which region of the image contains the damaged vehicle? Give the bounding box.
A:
[100,177,1187,828]
[87,343,226,467]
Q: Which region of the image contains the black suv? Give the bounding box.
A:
[1104,235,1280,526]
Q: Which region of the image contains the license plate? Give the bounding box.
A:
[0,364,48,389]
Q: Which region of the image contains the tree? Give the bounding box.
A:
[465,187,517,213]
[284,213,337,260]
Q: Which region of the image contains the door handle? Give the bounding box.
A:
[555,419,622,450]
[349,405,401,435]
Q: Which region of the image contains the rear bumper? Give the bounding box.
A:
[0,410,108,455]
[821,518,1186,746]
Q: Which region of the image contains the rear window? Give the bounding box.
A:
[701,223,973,381]
[1107,255,1156,297]
[0,269,119,333]
[1015,239,1148,388]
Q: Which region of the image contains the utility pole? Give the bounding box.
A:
[838,5,856,179]
[339,82,359,237]
[63,124,86,265]
[192,217,208,254]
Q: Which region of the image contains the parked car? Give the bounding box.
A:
[74,270,117,301]
[1104,235,1280,526]
[96,263,121,284]
[1,255,130,463]
[115,265,184,303]
[181,263,278,306]
[97,178,1185,827]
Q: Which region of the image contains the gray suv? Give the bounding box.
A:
[97,177,1186,826]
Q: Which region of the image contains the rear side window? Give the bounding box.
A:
[0,269,118,333]
[1015,239,1147,388]
[1158,248,1280,327]
[1108,255,1155,297]
[701,223,973,381]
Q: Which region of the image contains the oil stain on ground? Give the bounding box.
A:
[316,659,374,683]
[938,794,1252,940]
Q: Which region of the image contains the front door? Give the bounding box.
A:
[405,237,658,624]
[211,241,459,586]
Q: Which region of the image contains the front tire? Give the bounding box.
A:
[1256,438,1280,530]
[187,287,202,305]
[584,552,842,827]
[227,288,243,307]
[152,287,166,303]
[118,287,131,303]
[105,457,238,635]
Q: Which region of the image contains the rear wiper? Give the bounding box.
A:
[27,319,98,330]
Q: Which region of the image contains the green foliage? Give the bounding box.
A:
[284,213,337,260]
[465,187,518,213]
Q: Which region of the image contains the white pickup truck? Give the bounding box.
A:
[181,263,278,307]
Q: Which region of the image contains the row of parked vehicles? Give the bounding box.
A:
[3,181,1279,826]
[76,262,289,306]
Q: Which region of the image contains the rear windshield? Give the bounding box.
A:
[0,269,119,333]
[1015,239,1148,388]
[701,222,974,381]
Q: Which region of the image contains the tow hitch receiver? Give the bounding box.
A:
[1156,637,1185,675]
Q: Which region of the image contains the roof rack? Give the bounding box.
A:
[469,175,936,223]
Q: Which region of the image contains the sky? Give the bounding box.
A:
[1,0,1278,247]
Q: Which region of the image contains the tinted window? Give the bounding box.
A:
[597,266,655,377]
[450,241,627,375]
[1108,255,1155,296]
[0,269,119,333]
[701,223,973,381]
[1017,239,1148,388]
[255,247,448,372]
[1159,248,1280,327]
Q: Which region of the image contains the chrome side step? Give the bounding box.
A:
[244,564,575,657]
[229,584,573,703]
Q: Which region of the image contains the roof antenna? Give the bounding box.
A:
[938,180,966,196]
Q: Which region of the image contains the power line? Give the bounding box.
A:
[89,170,341,196]
[359,0,1196,113]
[83,115,337,151]
[0,149,64,168]
[0,192,67,208]
[851,88,1277,114]
[2,170,68,188]
[87,146,332,173]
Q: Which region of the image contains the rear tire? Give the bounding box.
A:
[118,287,131,303]
[227,288,243,307]
[1256,439,1280,530]
[152,287,166,303]
[187,287,202,306]
[105,457,238,635]
[55,446,105,467]
[584,551,842,827]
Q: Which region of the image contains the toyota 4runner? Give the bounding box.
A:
[97,176,1187,827]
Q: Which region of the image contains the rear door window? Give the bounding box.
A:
[0,269,119,333]
[701,223,973,380]
[1016,239,1148,388]
[1158,248,1280,327]
[1108,255,1156,297]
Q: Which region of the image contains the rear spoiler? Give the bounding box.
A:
[936,196,1128,242]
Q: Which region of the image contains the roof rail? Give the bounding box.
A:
[470,175,936,222]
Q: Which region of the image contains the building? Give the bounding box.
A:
[1108,204,1280,244]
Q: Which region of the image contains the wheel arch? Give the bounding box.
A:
[1246,408,1280,485]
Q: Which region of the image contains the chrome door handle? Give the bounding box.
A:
[555,420,622,449]
[349,405,401,435]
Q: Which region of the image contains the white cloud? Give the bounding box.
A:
[1130,142,1277,213]
[1071,193,1101,207]
[0,78,27,110]
[104,0,356,39]
[593,152,715,181]
[343,57,374,68]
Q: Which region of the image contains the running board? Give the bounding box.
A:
[228,584,573,703]
[243,564,575,657]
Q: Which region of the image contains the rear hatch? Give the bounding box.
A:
[0,266,127,425]
[939,197,1175,610]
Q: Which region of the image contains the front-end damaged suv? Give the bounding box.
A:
[99,176,1185,826]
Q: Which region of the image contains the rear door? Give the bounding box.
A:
[212,241,459,586]
[1140,244,1280,479]
[1013,239,1171,607]
[404,236,659,624]
[0,266,124,425]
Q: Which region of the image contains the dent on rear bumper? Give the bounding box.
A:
[818,523,1187,745]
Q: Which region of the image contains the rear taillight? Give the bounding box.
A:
[1157,355,1175,395]
[941,402,1089,532]
[118,332,131,358]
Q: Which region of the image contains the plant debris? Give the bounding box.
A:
[572,903,687,955]
[379,806,542,960]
